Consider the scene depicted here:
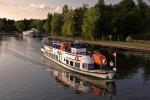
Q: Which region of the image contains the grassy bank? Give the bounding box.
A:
[50,36,150,52]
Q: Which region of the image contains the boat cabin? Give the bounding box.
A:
[60,43,69,51]
[70,43,87,54]
[71,48,86,54]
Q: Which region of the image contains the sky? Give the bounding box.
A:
[0,0,149,20]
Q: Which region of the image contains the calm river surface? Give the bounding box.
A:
[0,36,150,100]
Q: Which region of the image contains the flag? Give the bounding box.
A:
[112,52,116,57]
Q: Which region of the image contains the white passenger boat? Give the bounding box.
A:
[41,38,117,79]
[22,28,39,37]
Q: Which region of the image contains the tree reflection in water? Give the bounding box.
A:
[86,44,150,80]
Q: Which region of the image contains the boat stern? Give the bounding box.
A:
[108,70,116,80]
[41,48,45,53]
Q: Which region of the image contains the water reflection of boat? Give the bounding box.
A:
[48,68,116,97]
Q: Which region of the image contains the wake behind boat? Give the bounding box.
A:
[41,38,117,79]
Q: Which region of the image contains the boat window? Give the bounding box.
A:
[64,58,66,61]
[83,63,94,70]
[66,59,69,64]
[56,45,60,49]
[75,77,80,84]
[75,62,80,68]
[70,61,74,66]
[82,63,88,68]
[50,53,53,57]
[70,75,74,81]
[56,55,58,60]
[53,44,56,48]
[88,64,94,70]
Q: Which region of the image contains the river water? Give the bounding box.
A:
[0,36,150,100]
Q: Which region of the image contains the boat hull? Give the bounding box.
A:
[41,48,116,79]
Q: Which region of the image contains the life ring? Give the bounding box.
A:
[75,55,79,61]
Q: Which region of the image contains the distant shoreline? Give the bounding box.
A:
[0,32,19,35]
[0,32,14,35]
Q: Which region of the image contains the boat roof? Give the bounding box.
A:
[71,42,87,48]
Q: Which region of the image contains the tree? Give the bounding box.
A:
[37,20,45,33]
[110,0,143,40]
[119,0,136,12]
[5,19,16,32]
[32,19,45,33]
[145,6,150,33]
[0,1,149,41]
[62,5,69,16]
[125,10,143,35]
[137,0,147,18]
[97,0,104,5]
[137,0,148,33]
[101,5,114,40]
[0,19,4,31]
[94,0,107,40]
[62,10,75,36]
[15,21,26,32]
[51,13,63,35]
[82,7,100,40]
[44,13,52,35]
[15,19,33,32]
[73,8,84,36]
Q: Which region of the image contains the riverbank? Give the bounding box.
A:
[0,32,20,37]
[0,32,14,35]
[50,36,150,52]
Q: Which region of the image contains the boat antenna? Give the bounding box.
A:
[112,52,117,70]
